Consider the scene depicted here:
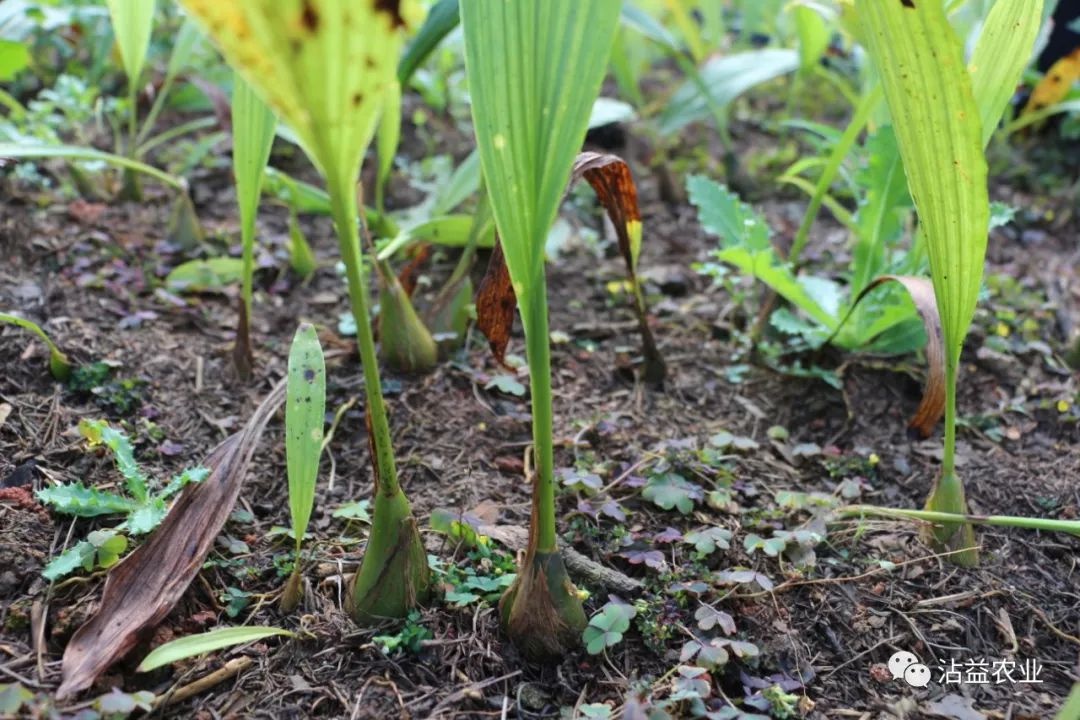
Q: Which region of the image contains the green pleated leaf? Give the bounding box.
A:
[461,0,621,324]
[286,323,325,554]
[968,0,1043,147]
[137,626,293,672]
[106,0,156,84]
[856,0,988,381]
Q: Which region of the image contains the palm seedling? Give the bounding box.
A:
[179,0,430,621]
[230,72,277,378]
[855,0,1042,564]
[105,0,155,201]
[461,0,622,659]
[280,323,325,612]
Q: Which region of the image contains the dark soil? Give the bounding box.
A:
[1,103,1078,720]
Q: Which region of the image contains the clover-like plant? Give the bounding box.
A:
[178,0,430,622]
[38,420,207,580]
[461,0,621,659]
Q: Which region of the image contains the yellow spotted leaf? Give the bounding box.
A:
[1022,47,1080,117]
[177,0,421,190]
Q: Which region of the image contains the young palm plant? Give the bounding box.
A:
[280,323,325,612]
[855,0,1042,564]
[461,0,622,659]
[230,72,277,378]
[179,0,430,621]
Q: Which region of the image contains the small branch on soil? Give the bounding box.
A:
[153,656,253,709]
[478,524,643,596]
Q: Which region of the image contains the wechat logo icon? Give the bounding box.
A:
[889,650,932,688]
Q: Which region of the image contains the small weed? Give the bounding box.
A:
[373,610,432,655]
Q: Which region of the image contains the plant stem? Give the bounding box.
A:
[326,180,399,496]
[789,85,881,267]
[523,283,557,554]
[840,505,1080,535]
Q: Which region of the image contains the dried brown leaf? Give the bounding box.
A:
[854,275,945,437]
[56,381,286,699]
[475,239,516,366]
[570,152,665,384]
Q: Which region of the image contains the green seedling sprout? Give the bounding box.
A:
[281,323,326,612]
[105,0,155,200]
[461,0,621,660]
[0,312,72,381]
[230,72,277,378]
[856,0,1042,565]
[179,0,431,622]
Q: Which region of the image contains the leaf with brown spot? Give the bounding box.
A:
[851,275,944,438]
[56,381,286,700]
[1022,47,1080,117]
[569,152,665,384]
[475,238,516,367]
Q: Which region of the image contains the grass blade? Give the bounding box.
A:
[137,626,293,672]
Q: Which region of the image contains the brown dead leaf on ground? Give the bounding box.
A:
[852,275,945,438]
[56,380,286,699]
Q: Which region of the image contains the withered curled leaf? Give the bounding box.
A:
[852,275,945,438]
[570,152,666,384]
[475,239,516,367]
[56,381,286,699]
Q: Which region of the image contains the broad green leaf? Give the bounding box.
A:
[106,0,155,84]
[37,483,138,518]
[461,0,621,323]
[0,39,29,81]
[688,175,836,330]
[136,626,293,672]
[177,0,421,194]
[658,49,799,136]
[969,0,1043,147]
[286,323,325,554]
[165,258,244,293]
[857,0,987,384]
[79,419,149,502]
